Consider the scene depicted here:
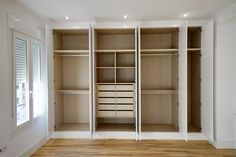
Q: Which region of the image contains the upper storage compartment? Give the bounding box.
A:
[53,29,89,51]
[94,29,135,50]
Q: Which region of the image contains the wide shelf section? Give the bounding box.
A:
[54,50,89,57]
[141,124,178,132]
[57,89,89,95]
[95,49,135,53]
[141,89,177,95]
[55,123,89,131]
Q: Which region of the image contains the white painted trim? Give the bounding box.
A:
[211,140,236,149]
[94,131,136,139]
[18,136,47,157]
[141,132,184,140]
[51,131,91,139]
[187,133,207,140]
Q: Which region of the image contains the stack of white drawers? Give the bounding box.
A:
[97,84,134,118]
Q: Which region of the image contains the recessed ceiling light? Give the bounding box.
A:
[75,26,80,28]
[172,24,179,27]
[65,16,69,20]
[124,15,128,19]
[123,25,127,28]
[183,13,188,18]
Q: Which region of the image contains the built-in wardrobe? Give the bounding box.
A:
[50,21,214,141]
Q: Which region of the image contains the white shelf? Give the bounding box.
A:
[54,50,89,53]
[141,89,177,95]
[141,49,179,52]
[57,89,89,95]
[188,48,201,51]
[97,83,135,85]
[141,54,177,56]
[95,49,135,53]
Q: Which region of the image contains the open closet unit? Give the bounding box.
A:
[93,28,137,132]
[187,27,201,132]
[53,29,91,132]
[139,28,179,132]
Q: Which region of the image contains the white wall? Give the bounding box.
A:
[214,2,236,148]
[0,0,48,156]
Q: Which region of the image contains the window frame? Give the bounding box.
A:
[13,30,42,130]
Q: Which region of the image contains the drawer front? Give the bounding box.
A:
[98,98,115,103]
[116,92,133,97]
[116,105,134,110]
[98,85,115,91]
[116,85,133,91]
[98,105,115,110]
[116,111,134,118]
[116,98,133,103]
[98,92,115,97]
[98,111,115,118]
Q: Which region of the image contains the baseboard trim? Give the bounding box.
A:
[211,140,236,149]
[18,136,47,157]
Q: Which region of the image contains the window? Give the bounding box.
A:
[13,31,42,127]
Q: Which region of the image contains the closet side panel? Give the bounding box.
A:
[201,20,214,141]
[178,22,188,140]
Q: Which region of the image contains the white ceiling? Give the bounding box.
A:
[16,0,236,22]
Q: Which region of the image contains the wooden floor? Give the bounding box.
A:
[32,139,236,157]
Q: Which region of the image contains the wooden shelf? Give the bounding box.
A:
[188,48,201,51]
[141,49,179,52]
[97,83,135,85]
[57,89,89,95]
[141,54,177,56]
[96,67,114,69]
[54,50,89,53]
[56,123,89,131]
[95,49,135,53]
[141,89,177,95]
[116,67,135,69]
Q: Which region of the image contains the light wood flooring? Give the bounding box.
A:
[32,139,236,157]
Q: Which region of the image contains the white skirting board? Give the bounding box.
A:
[94,131,137,139]
[141,132,184,140]
[187,133,207,140]
[18,136,47,157]
[51,131,91,139]
[210,140,236,149]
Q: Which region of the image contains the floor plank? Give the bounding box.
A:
[31,139,236,157]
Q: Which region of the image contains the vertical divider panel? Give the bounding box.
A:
[135,27,138,140]
[179,21,188,140]
[138,26,141,140]
[201,20,214,141]
[89,26,93,139]
[92,27,96,139]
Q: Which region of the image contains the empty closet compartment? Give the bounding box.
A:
[140,28,179,132]
[53,29,90,131]
[94,28,136,132]
[187,27,201,132]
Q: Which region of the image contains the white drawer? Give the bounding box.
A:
[116,98,133,103]
[98,85,115,91]
[98,98,115,103]
[98,92,115,97]
[116,111,134,118]
[98,111,115,118]
[98,105,115,110]
[116,85,133,91]
[116,92,133,97]
[116,105,134,110]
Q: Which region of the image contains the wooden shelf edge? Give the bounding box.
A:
[187,48,201,51]
[57,89,89,94]
[141,89,177,95]
[141,49,179,52]
[54,50,89,53]
[95,49,136,53]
